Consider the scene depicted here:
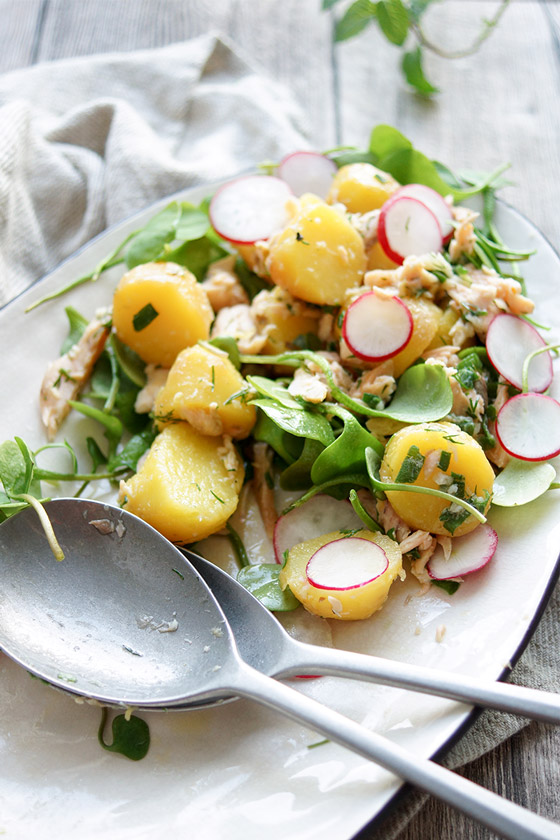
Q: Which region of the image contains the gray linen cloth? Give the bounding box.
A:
[0,32,557,840]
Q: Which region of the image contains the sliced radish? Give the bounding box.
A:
[495,392,560,461]
[427,524,498,580]
[377,194,443,265]
[393,184,454,242]
[209,175,292,244]
[274,495,363,564]
[306,537,389,590]
[486,313,552,393]
[342,290,413,362]
[277,151,337,199]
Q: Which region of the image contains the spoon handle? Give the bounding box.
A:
[230,660,560,840]
[276,641,560,724]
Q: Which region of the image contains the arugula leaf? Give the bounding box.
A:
[237,564,300,611]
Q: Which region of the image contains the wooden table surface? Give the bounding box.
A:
[1,1,559,838]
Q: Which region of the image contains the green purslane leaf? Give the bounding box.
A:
[492,459,557,507]
[334,0,377,41]
[252,400,335,448]
[401,46,439,95]
[0,439,32,496]
[247,375,303,409]
[377,0,409,46]
[237,564,300,611]
[311,405,384,484]
[125,201,182,269]
[98,708,150,761]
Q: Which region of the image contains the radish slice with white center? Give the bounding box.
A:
[306,537,389,590]
[495,392,560,461]
[378,194,443,265]
[427,524,498,580]
[393,184,454,242]
[342,290,413,362]
[274,494,363,563]
[209,175,292,244]
[277,151,337,199]
[486,313,552,393]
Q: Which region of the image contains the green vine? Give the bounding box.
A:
[324,0,511,96]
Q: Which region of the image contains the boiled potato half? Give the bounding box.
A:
[380,422,495,536]
[154,343,256,439]
[267,194,366,306]
[119,423,244,543]
[112,261,214,367]
[280,529,403,620]
[327,163,400,213]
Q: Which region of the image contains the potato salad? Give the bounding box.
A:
[9,125,558,626]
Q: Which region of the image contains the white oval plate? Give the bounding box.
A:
[1,186,559,840]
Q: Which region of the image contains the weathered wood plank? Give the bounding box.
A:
[26,0,337,146]
[0,0,44,71]
[334,0,560,248]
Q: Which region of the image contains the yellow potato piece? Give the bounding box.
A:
[327,163,400,213]
[154,343,256,439]
[366,240,398,271]
[380,422,494,536]
[267,194,366,306]
[119,423,244,543]
[391,297,442,377]
[279,530,403,620]
[112,261,214,367]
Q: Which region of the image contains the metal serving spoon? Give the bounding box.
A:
[185,552,560,724]
[0,498,558,840]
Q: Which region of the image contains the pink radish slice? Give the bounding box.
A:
[495,392,560,461]
[209,175,292,244]
[342,290,413,362]
[486,313,552,393]
[306,537,388,590]
[378,194,443,265]
[274,494,363,563]
[393,184,454,242]
[427,524,498,580]
[277,151,337,199]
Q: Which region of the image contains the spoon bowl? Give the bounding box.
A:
[0,498,234,708]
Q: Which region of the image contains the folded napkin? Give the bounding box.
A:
[0,33,307,306]
[0,32,557,840]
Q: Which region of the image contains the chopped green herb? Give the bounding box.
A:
[432,579,461,595]
[395,445,425,483]
[437,450,451,471]
[133,303,159,332]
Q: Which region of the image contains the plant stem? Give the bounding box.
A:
[410,0,511,60]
